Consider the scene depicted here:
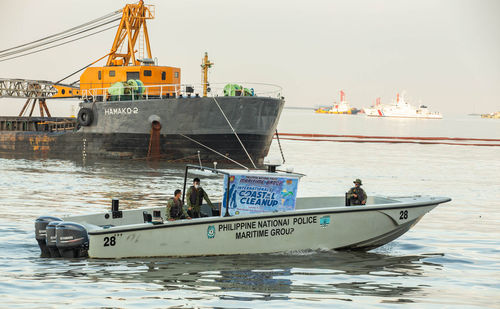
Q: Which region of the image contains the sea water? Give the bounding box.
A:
[0,109,499,308]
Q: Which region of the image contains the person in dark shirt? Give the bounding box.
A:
[347,179,367,206]
[186,178,216,218]
[166,189,190,220]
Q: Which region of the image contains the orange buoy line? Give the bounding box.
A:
[276,133,500,142]
[275,137,500,147]
[273,133,500,147]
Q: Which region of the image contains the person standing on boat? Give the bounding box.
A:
[186,177,215,218]
[167,189,190,221]
[347,179,367,205]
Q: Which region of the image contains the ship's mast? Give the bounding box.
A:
[106,0,154,66]
[201,52,213,97]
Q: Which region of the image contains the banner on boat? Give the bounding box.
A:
[222,174,299,216]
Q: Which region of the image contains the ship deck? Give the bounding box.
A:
[0,116,76,132]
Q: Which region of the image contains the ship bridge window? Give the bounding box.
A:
[127,72,140,80]
[98,71,101,80]
[109,70,115,77]
[144,70,152,77]
[161,71,166,80]
[174,72,179,78]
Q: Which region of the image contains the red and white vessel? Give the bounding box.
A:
[315,90,360,115]
[365,93,442,119]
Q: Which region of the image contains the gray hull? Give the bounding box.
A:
[0,96,284,164]
[37,195,450,258]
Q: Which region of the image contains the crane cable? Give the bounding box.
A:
[0,18,121,60]
[0,24,119,63]
[0,11,121,60]
[54,51,114,85]
[0,10,121,55]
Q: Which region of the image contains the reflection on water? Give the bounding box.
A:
[25,250,441,302]
[1,112,499,307]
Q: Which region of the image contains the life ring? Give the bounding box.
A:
[77,108,94,126]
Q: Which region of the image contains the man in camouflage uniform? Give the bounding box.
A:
[347,179,367,206]
[167,189,190,221]
[186,178,216,218]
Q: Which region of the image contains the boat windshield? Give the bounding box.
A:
[182,165,303,217]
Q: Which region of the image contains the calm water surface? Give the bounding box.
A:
[0,110,499,308]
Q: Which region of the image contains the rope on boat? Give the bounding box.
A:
[211,96,257,169]
[179,134,249,169]
[275,129,286,164]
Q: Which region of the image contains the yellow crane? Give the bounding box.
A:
[0,1,181,115]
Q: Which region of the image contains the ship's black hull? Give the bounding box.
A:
[0,128,276,165]
[0,96,284,165]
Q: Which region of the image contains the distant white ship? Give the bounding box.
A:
[365,93,442,119]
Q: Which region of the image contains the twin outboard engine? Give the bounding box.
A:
[46,221,63,257]
[35,216,62,258]
[35,216,89,258]
[55,222,89,258]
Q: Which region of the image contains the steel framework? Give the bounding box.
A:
[0,79,58,99]
[106,0,155,66]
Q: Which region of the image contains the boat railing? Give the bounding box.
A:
[80,82,282,103]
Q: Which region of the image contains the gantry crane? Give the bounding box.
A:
[0,1,181,116]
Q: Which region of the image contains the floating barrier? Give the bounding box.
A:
[274,133,500,147]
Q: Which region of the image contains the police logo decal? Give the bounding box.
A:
[319,215,331,228]
[207,225,216,239]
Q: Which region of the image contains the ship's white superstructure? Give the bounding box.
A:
[365,93,442,119]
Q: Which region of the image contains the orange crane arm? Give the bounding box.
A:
[106,0,154,66]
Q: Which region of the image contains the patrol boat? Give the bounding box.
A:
[34,162,451,259]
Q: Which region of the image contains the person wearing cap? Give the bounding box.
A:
[166,189,190,221]
[186,177,215,218]
[347,179,367,206]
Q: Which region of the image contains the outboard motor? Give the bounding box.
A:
[35,216,62,257]
[56,222,89,258]
[46,221,63,258]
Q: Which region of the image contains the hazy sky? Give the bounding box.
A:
[1,0,499,115]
